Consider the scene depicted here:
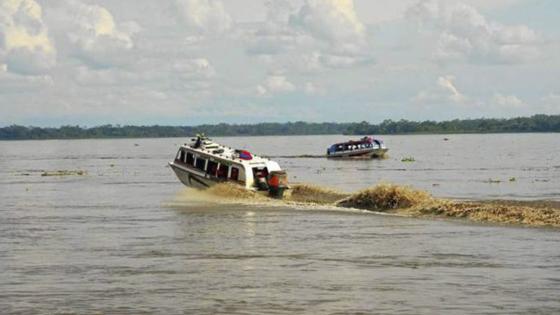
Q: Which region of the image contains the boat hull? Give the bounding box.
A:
[169,162,221,189]
[327,148,388,159]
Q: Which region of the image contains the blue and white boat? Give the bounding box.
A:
[326,136,388,158]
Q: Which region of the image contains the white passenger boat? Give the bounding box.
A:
[169,135,289,198]
[326,136,388,158]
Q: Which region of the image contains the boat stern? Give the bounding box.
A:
[267,170,289,199]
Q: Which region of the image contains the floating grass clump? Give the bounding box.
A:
[406,201,560,227]
[41,170,87,177]
[401,156,415,162]
[336,183,432,211]
[335,183,560,227]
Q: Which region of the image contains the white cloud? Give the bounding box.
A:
[290,0,365,44]
[491,93,525,108]
[0,0,56,75]
[438,75,465,103]
[246,0,373,70]
[176,0,232,34]
[290,0,371,67]
[244,1,304,56]
[1,0,557,125]
[172,58,215,79]
[348,0,526,24]
[414,75,467,104]
[75,66,128,86]
[69,4,135,49]
[52,1,139,68]
[73,56,216,96]
[407,0,541,64]
[257,75,296,96]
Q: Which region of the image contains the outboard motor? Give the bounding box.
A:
[268,171,288,199]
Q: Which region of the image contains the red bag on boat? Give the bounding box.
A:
[239,150,253,160]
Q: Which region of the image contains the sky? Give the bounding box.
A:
[0,0,559,127]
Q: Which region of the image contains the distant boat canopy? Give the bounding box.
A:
[327,136,387,158]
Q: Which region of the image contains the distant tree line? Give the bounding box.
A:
[1,115,559,140]
[344,114,560,135]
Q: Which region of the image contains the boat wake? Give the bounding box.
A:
[266,154,388,160]
[266,155,325,159]
[168,183,560,228]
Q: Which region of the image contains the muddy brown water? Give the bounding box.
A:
[1,134,559,314]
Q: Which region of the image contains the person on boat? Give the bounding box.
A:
[254,169,269,190]
[194,136,202,148]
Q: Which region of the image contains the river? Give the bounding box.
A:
[1,134,559,314]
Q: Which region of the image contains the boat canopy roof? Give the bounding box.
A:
[180,134,276,168]
[330,136,379,147]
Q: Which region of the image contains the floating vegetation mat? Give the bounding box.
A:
[41,170,88,177]
[406,200,560,227]
[173,182,560,228]
[336,184,432,210]
[336,184,560,228]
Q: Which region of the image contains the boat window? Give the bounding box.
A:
[186,152,194,165]
[252,167,269,190]
[178,150,186,162]
[252,167,268,178]
[195,157,206,171]
[230,167,239,181]
[217,164,228,179]
[206,160,218,176]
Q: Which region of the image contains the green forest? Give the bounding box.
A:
[1,114,559,140]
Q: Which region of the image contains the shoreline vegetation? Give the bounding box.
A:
[1,114,559,140]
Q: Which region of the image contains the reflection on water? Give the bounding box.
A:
[1,135,559,314]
